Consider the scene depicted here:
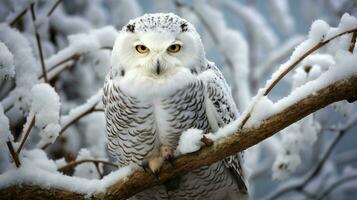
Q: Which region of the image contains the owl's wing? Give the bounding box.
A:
[102,72,122,160]
[201,61,248,194]
[102,71,156,167]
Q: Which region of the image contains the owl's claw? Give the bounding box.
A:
[141,160,149,172]
[152,170,160,180]
[142,145,175,177]
[166,154,174,166]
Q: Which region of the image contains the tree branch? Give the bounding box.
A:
[239,28,357,129]
[1,74,356,199]
[47,0,62,17]
[6,141,21,168]
[58,159,118,173]
[30,3,49,83]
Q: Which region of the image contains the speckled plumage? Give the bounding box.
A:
[103,13,248,199]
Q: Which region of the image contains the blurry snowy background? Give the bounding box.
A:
[0,0,356,199]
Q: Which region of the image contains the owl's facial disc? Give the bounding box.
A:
[112,30,203,79]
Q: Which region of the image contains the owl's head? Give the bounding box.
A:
[111,13,205,80]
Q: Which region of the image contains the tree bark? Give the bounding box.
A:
[1,76,357,200]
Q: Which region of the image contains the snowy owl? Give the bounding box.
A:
[103,13,248,199]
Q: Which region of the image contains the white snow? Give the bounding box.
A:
[44,26,117,73]
[272,149,301,180]
[0,104,12,146]
[0,41,15,79]
[30,83,61,145]
[0,148,134,195]
[0,23,39,113]
[308,20,330,42]
[272,115,321,180]
[176,128,204,155]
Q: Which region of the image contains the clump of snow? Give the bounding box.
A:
[272,115,321,179]
[272,148,301,180]
[325,13,357,40]
[44,26,117,77]
[73,149,100,179]
[333,101,354,117]
[30,83,61,145]
[0,23,40,113]
[338,13,357,33]
[302,54,335,71]
[0,42,14,79]
[0,147,134,195]
[176,128,204,155]
[308,20,330,42]
[68,34,100,54]
[245,96,275,128]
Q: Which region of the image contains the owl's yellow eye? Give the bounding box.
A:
[135,45,149,53]
[167,44,181,53]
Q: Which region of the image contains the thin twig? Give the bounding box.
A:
[58,159,117,172]
[59,106,100,136]
[265,28,357,96]
[316,174,357,200]
[9,8,28,27]
[267,116,357,200]
[94,162,104,179]
[45,54,80,74]
[239,28,357,129]
[42,103,101,150]
[348,31,357,53]
[30,3,48,83]
[6,141,21,168]
[47,0,62,17]
[16,114,36,155]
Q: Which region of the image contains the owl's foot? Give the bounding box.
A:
[141,156,164,178]
[141,145,175,177]
[160,145,174,162]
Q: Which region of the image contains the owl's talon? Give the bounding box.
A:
[141,160,149,172]
[166,154,175,166]
[152,170,160,179]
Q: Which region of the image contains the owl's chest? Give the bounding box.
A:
[115,80,210,143]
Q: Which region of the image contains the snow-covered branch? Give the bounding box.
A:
[1,72,356,199]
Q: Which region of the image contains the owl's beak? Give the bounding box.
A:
[156,60,161,75]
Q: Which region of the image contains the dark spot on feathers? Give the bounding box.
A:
[121,70,125,76]
[181,22,188,32]
[126,24,135,33]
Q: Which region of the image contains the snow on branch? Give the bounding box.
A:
[41,90,103,149]
[1,71,356,200]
